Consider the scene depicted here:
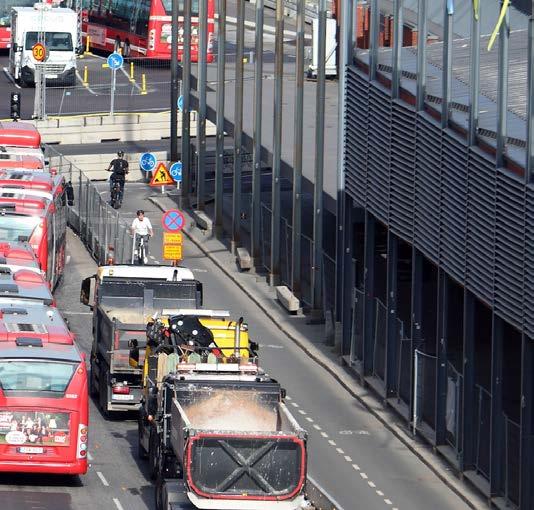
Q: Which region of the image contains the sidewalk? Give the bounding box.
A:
[149,191,488,510]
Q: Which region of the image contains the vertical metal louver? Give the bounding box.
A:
[466,148,496,306]
[344,67,369,207]
[414,114,441,263]
[389,101,416,241]
[366,86,392,224]
[525,185,534,337]
[494,170,525,330]
[440,133,468,284]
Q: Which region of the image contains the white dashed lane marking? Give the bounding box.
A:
[113,498,125,510]
[97,471,109,487]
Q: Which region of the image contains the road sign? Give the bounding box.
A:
[149,162,174,186]
[107,52,124,70]
[163,244,183,261]
[139,152,157,172]
[178,95,184,111]
[169,161,183,181]
[32,43,46,62]
[163,232,183,244]
[162,210,185,232]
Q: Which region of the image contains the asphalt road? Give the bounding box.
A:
[0,181,473,510]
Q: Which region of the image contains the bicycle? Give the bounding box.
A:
[110,179,123,209]
[133,234,150,265]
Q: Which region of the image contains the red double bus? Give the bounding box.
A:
[0,241,42,274]
[0,122,41,149]
[0,265,54,306]
[81,0,215,61]
[0,336,87,474]
[0,191,67,289]
[0,0,35,49]
[0,169,63,193]
[0,155,44,171]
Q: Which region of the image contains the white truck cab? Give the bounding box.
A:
[9,4,78,87]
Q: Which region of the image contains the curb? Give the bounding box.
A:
[148,196,488,510]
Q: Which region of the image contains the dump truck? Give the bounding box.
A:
[79,265,203,415]
[134,310,309,510]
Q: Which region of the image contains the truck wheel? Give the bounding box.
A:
[89,365,98,398]
[99,370,109,418]
[138,415,148,459]
[148,428,160,480]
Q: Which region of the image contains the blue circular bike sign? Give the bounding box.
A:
[107,52,124,70]
[178,95,184,112]
[169,161,183,181]
[139,152,157,172]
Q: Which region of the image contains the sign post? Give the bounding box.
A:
[162,210,185,264]
[107,52,123,116]
[32,42,47,120]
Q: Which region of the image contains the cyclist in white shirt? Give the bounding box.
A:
[130,210,154,263]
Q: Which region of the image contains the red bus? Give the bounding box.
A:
[0,336,88,474]
[0,191,67,289]
[0,155,44,171]
[0,265,54,306]
[82,0,215,61]
[0,170,63,193]
[0,122,41,149]
[0,0,35,49]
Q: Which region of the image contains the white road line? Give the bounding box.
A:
[62,311,94,315]
[384,499,392,506]
[305,417,314,423]
[327,439,336,446]
[87,452,93,461]
[320,431,329,438]
[285,396,292,401]
[313,424,322,431]
[290,402,299,408]
[120,66,142,91]
[96,471,109,487]
[75,70,97,95]
[297,409,307,415]
[367,481,376,488]
[3,67,21,89]
[149,255,156,259]
[335,448,345,454]
[376,490,384,496]
[113,498,125,510]
[360,472,368,480]
[352,464,360,471]
[344,455,352,462]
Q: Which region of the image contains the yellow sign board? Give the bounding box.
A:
[150,162,174,186]
[163,232,183,244]
[163,244,183,261]
[32,43,46,62]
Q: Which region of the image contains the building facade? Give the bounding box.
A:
[340,1,534,508]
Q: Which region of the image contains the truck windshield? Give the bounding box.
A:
[25,32,73,51]
[0,216,40,242]
[0,360,77,396]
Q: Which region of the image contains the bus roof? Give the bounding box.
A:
[0,170,61,192]
[0,342,81,362]
[0,302,73,344]
[0,122,41,149]
[0,242,39,266]
[0,188,53,202]
[0,196,49,213]
[0,267,53,305]
[97,265,195,281]
[0,155,44,170]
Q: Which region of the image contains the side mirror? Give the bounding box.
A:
[80,275,95,307]
[128,338,141,368]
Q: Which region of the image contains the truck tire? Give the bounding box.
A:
[148,428,160,480]
[99,369,109,418]
[89,365,98,398]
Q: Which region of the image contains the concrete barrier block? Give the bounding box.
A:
[191,210,213,232]
[236,247,252,271]
[275,286,300,313]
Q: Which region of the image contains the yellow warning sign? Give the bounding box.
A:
[150,162,174,186]
[163,232,183,244]
[163,244,183,261]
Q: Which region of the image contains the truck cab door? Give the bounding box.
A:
[80,275,96,308]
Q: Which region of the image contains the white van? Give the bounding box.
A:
[9,4,78,87]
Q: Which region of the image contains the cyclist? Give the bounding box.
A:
[130,210,154,264]
[107,150,129,202]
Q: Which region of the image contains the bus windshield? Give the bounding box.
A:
[25,32,73,51]
[161,0,199,15]
[0,360,77,396]
[0,216,40,242]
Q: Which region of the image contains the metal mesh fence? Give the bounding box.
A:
[372,298,387,380]
[503,414,520,507]
[45,145,134,264]
[395,320,411,405]
[349,287,365,365]
[445,362,463,457]
[413,348,437,432]
[474,384,492,481]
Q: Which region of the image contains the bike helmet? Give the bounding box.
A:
[117,150,125,157]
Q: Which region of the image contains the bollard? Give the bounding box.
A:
[141,73,147,95]
[83,65,88,87]
[118,47,122,55]
[129,61,135,82]
[84,35,92,56]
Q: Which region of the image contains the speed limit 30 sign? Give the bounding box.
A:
[32,43,46,62]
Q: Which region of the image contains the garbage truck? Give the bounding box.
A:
[9,3,78,87]
[134,309,309,510]
[80,265,203,415]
